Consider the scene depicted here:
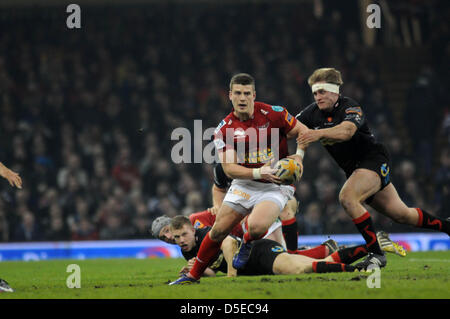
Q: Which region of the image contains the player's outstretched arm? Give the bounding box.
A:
[297,121,357,145]
[0,162,22,189]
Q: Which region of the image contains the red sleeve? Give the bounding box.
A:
[267,105,297,134]
[213,119,233,154]
[279,107,297,134]
[189,210,215,229]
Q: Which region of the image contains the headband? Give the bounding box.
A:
[311,83,340,94]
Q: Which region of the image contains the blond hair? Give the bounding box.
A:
[308,68,343,87]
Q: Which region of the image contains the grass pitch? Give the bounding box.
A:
[0,251,449,299]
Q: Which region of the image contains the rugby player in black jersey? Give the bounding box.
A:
[295,68,450,269]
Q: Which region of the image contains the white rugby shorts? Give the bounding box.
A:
[223,179,295,215]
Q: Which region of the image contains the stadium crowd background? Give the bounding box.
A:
[0,0,448,242]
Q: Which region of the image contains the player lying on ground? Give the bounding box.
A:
[152,215,405,279]
[152,213,341,261]
[167,216,403,281]
[295,67,449,269]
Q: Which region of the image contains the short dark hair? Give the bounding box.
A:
[169,215,192,231]
[229,73,255,90]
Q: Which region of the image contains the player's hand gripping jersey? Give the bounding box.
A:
[214,102,297,170]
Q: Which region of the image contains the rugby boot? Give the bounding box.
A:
[354,252,387,270]
[168,274,200,286]
[232,241,253,269]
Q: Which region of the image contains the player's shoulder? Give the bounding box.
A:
[338,96,364,116]
[255,101,287,117]
[214,113,233,134]
[295,101,317,119]
[339,96,361,108]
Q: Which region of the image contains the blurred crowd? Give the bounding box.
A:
[0,1,448,242]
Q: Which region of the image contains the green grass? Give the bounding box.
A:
[0,251,449,299]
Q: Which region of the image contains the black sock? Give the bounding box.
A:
[282,218,298,252]
[312,261,356,273]
[416,208,450,235]
[352,212,383,255]
[333,245,368,264]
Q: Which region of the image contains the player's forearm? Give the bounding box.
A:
[318,123,355,141]
[222,163,255,180]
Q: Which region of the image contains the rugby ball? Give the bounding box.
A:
[274,158,302,184]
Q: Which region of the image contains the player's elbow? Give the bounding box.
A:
[341,125,356,141]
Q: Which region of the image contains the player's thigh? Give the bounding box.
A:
[247,201,281,231]
[369,183,415,223]
[280,198,298,220]
[211,204,244,240]
[272,253,313,275]
[340,168,381,203]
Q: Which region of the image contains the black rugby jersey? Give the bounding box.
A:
[296,96,382,175]
[213,163,232,189]
[181,226,228,274]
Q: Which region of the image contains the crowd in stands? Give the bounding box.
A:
[0,1,448,242]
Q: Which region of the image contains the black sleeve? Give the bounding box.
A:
[213,163,231,189]
[295,104,313,128]
[340,100,365,129]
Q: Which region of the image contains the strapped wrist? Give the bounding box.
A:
[252,168,262,179]
[296,148,305,159]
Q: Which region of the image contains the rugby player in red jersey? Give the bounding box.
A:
[169,73,313,285]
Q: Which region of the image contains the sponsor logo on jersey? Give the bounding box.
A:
[271,105,284,112]
[345,106,362,116]
[260,109,269,115]
[233,128,246,137]
[245,148,273,164]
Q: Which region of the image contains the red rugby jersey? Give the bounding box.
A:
[213,102,297,168]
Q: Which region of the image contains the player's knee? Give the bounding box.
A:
[247,222,268,239]
[210,227,228,242]
[280,208,293,221]
[339,190,355,211]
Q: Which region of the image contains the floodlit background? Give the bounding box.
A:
[0,1,448,254]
